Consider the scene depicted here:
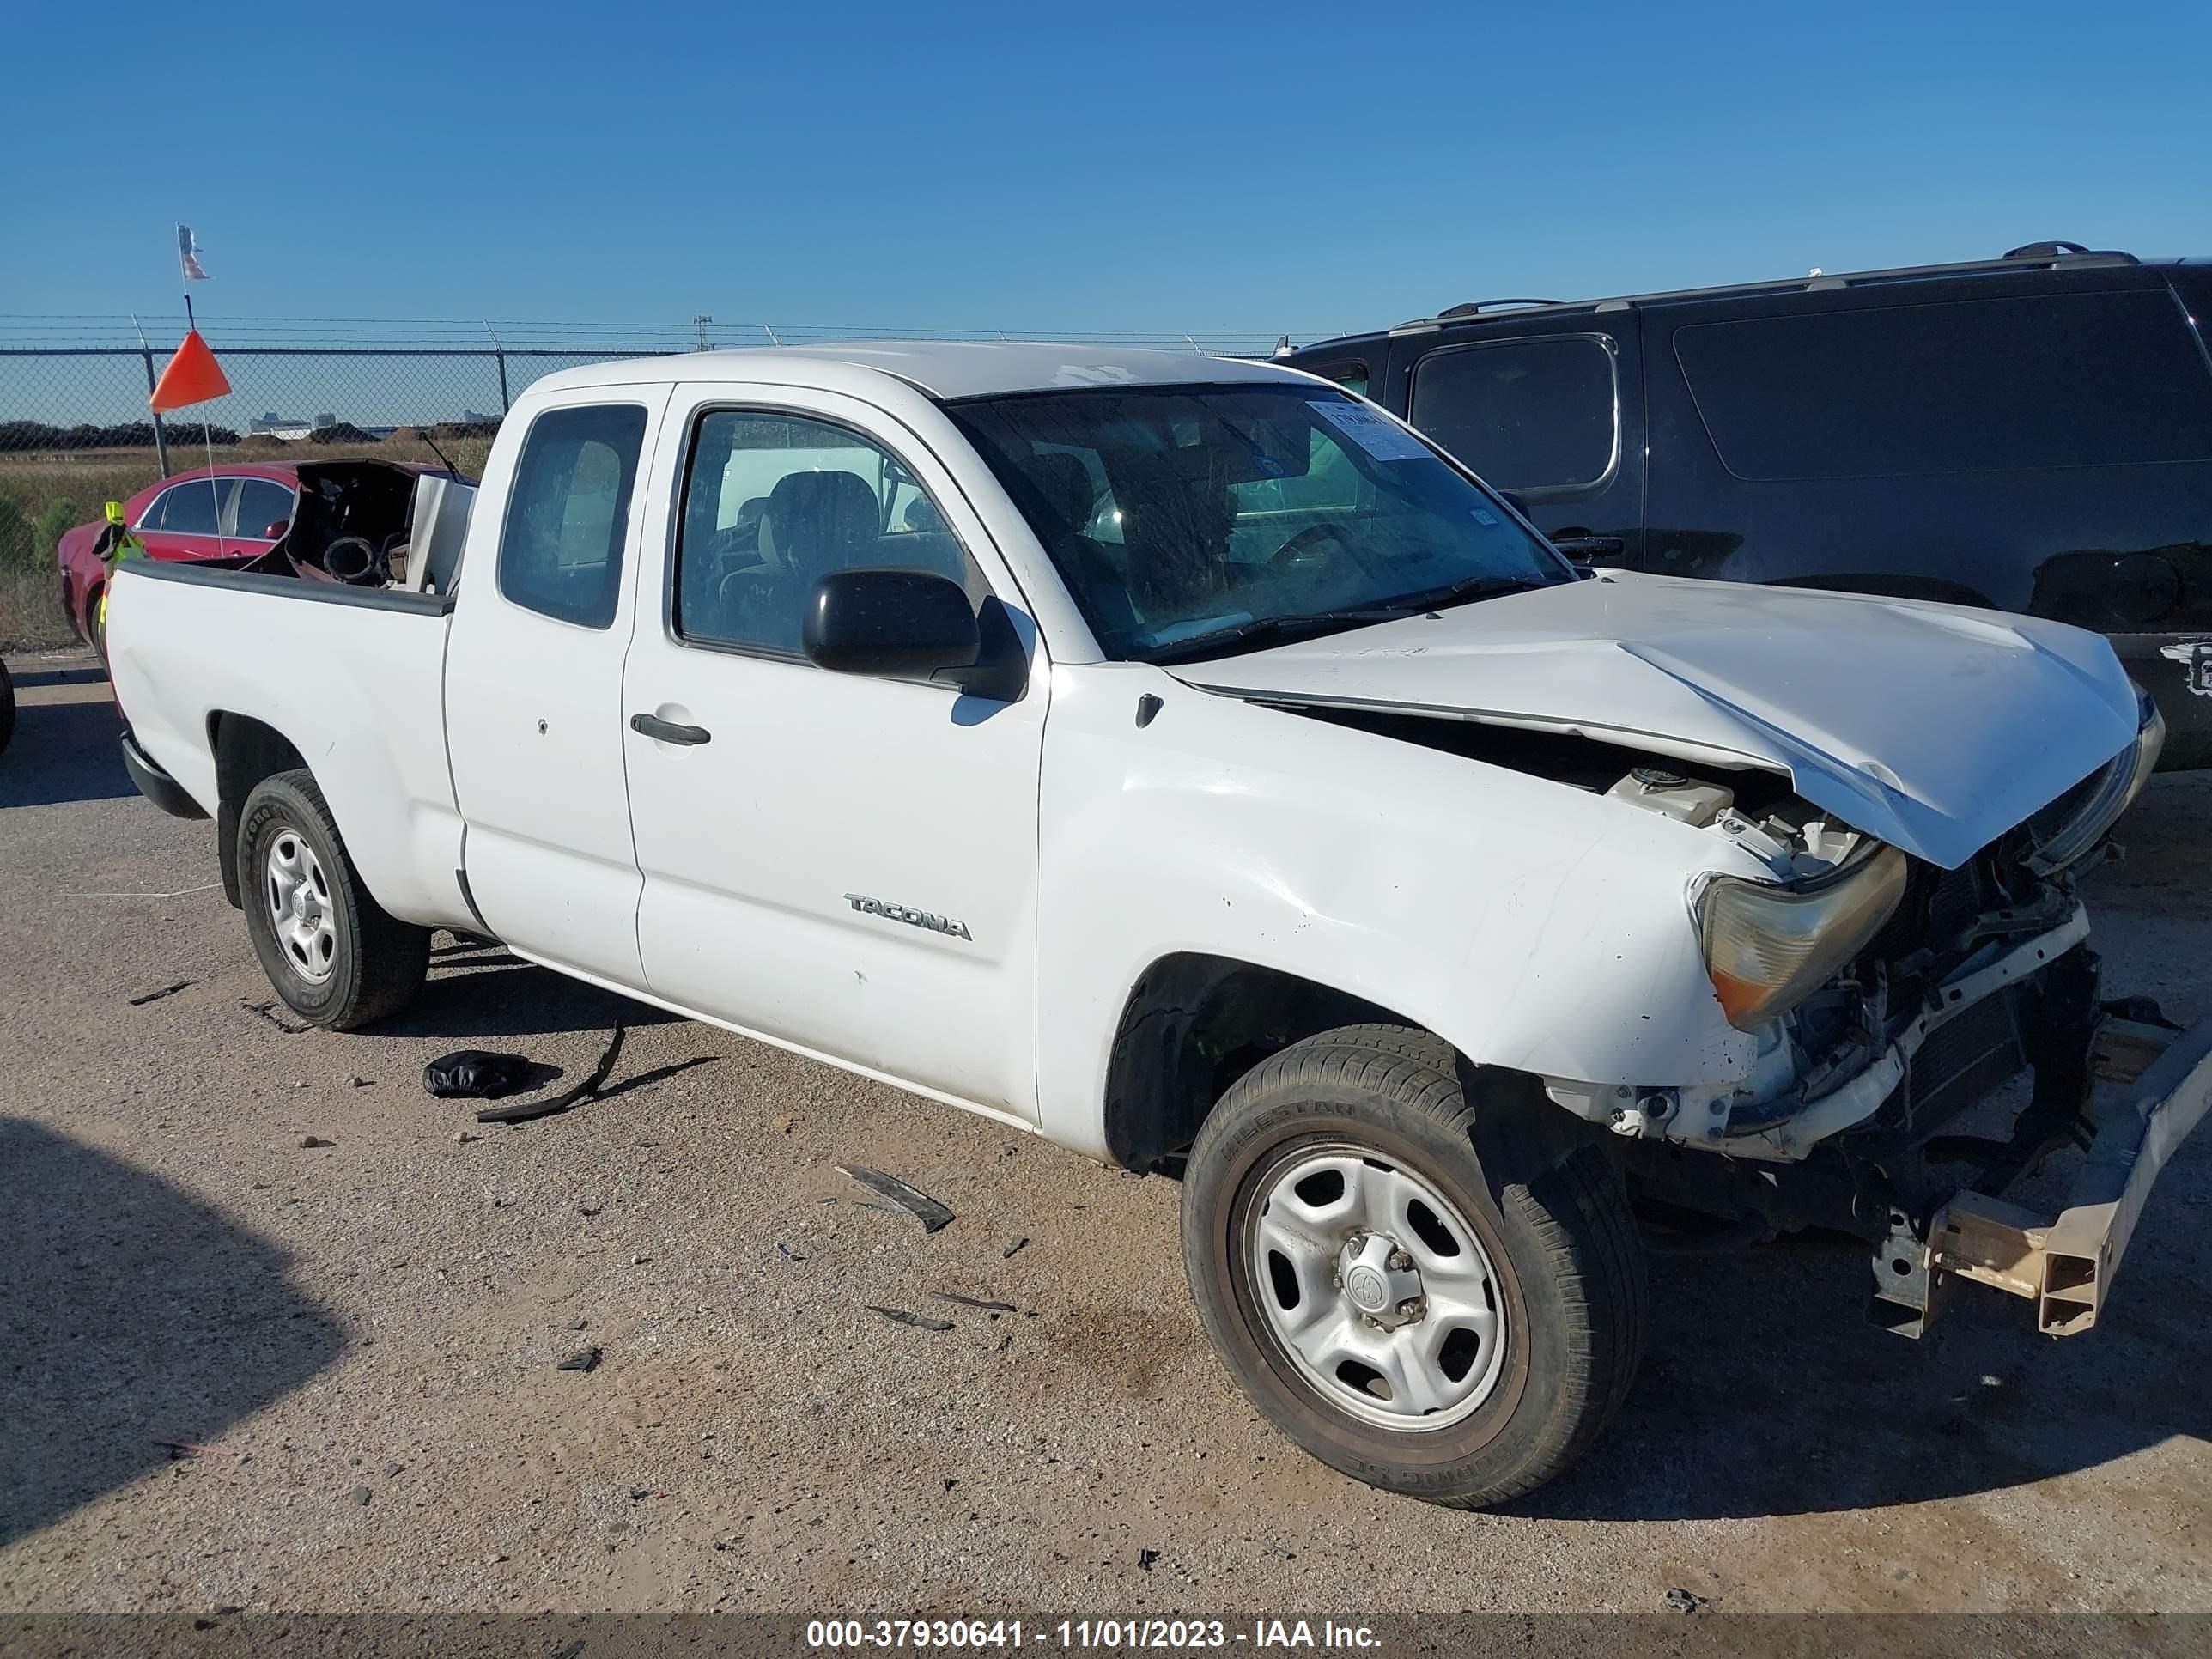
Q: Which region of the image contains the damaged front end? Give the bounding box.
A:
[1580,690,2206,1336]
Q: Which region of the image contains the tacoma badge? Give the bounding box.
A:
[842,893,972,941]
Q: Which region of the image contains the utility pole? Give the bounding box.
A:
[693,314,714,351]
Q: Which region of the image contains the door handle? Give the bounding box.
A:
[1550,534,1626,559]
[630,713,712,745]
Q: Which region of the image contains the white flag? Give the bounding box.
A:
[177,223,208,281]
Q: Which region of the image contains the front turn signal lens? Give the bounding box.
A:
[1698,845,1907,1030]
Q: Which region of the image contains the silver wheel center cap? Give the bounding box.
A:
[1337,1232,1425,1327]
[1344,1263,1389,1311]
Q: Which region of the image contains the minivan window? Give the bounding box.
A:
[497,404,648,629]
[1408,337,1617,493]
[1674,290,2212,480]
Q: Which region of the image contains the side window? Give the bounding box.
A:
[674,410,975,656]
[157,477,234,537]
[497,404,648,629]
[1674,290,2212,480]
[135,489,170,532]
[231,479,295,538]
[1409,337,1617,493]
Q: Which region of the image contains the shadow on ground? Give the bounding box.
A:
[9,664,108,690]
[377,942,680,1041]
[0,689,132,811]
[1510,1156,2212,1521]
[0,1118,346,1548]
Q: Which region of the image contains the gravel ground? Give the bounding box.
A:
[2,649,2208,1618]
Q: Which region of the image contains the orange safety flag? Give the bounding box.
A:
[149,328,231,413]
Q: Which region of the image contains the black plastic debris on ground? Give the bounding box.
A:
[1665,1589,1706,1613]
[836,1164,955,1232]
[128,980,191,1006]
[866,1304,955,1333]
[423,1048,536,1100]
[556,1346,602,1372]
[1138,1548,1161,1571]
[477,1024,626,1125]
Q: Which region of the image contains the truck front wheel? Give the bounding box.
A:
[1180,1024,1646,1509]
[238,769,428,1030]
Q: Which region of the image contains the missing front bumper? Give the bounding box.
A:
[1913,1016,2212,1336]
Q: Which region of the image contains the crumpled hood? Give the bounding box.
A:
[1170,572,2141,870]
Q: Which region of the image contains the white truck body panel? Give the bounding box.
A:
[442,383,674,985]
[1031,659,1770,1156]
[105,574,469,930]
[619,381,1050,1115]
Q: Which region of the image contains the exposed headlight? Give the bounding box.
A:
[1698,846,1907,1030]
[2024,686,2165,875]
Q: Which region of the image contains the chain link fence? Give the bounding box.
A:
[0,321,1310,647]
[0,339,688,647]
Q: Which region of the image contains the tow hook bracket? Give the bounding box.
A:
[1867,1208,1950,1339]
[1917,1017,2212,1338]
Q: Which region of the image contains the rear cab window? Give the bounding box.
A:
[497,404,649,629]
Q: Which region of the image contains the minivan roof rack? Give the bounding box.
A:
[1434,298,1562,319]
[1384,245,2142,336]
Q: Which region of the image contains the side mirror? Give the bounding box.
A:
[263,520,290,538]
[804,568,981,683]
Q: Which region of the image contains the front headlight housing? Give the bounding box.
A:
[2023,687,2164,876]
[1698,845,1907,1030]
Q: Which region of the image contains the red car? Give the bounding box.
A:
[57,459,445,653]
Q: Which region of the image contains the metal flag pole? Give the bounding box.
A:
[177,224,226,558]
[132,313,172,477]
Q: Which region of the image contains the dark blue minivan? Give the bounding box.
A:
[1283,244,2212,766]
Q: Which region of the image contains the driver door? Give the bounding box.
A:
[619,383,1048,1118]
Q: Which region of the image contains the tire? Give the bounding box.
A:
[237,769,428,1030]
[1180,1023,1646,1509]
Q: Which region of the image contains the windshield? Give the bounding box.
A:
[944,382,1573,662]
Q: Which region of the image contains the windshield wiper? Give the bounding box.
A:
[1385,572,1553,612]
[1146,574,1553,665]
[1146,606,1413,665]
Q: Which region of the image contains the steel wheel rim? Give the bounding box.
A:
[1245,1140,1508,1431]
[264,831,338,985]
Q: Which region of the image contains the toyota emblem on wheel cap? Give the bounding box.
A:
[1345,1263,1389,1311]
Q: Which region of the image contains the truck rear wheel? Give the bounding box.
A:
[238,769,428,1030]
[1180,1024,1646,1509]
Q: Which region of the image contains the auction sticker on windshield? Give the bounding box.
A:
[1309,398,1432,462]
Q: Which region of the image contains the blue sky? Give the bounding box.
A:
[5,0,2209,341]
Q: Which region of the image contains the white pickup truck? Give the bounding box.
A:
[108,343,2211,1508]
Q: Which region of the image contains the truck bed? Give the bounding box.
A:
[106,559,473,930]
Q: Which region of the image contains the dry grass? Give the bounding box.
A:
[0,434,493,649]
